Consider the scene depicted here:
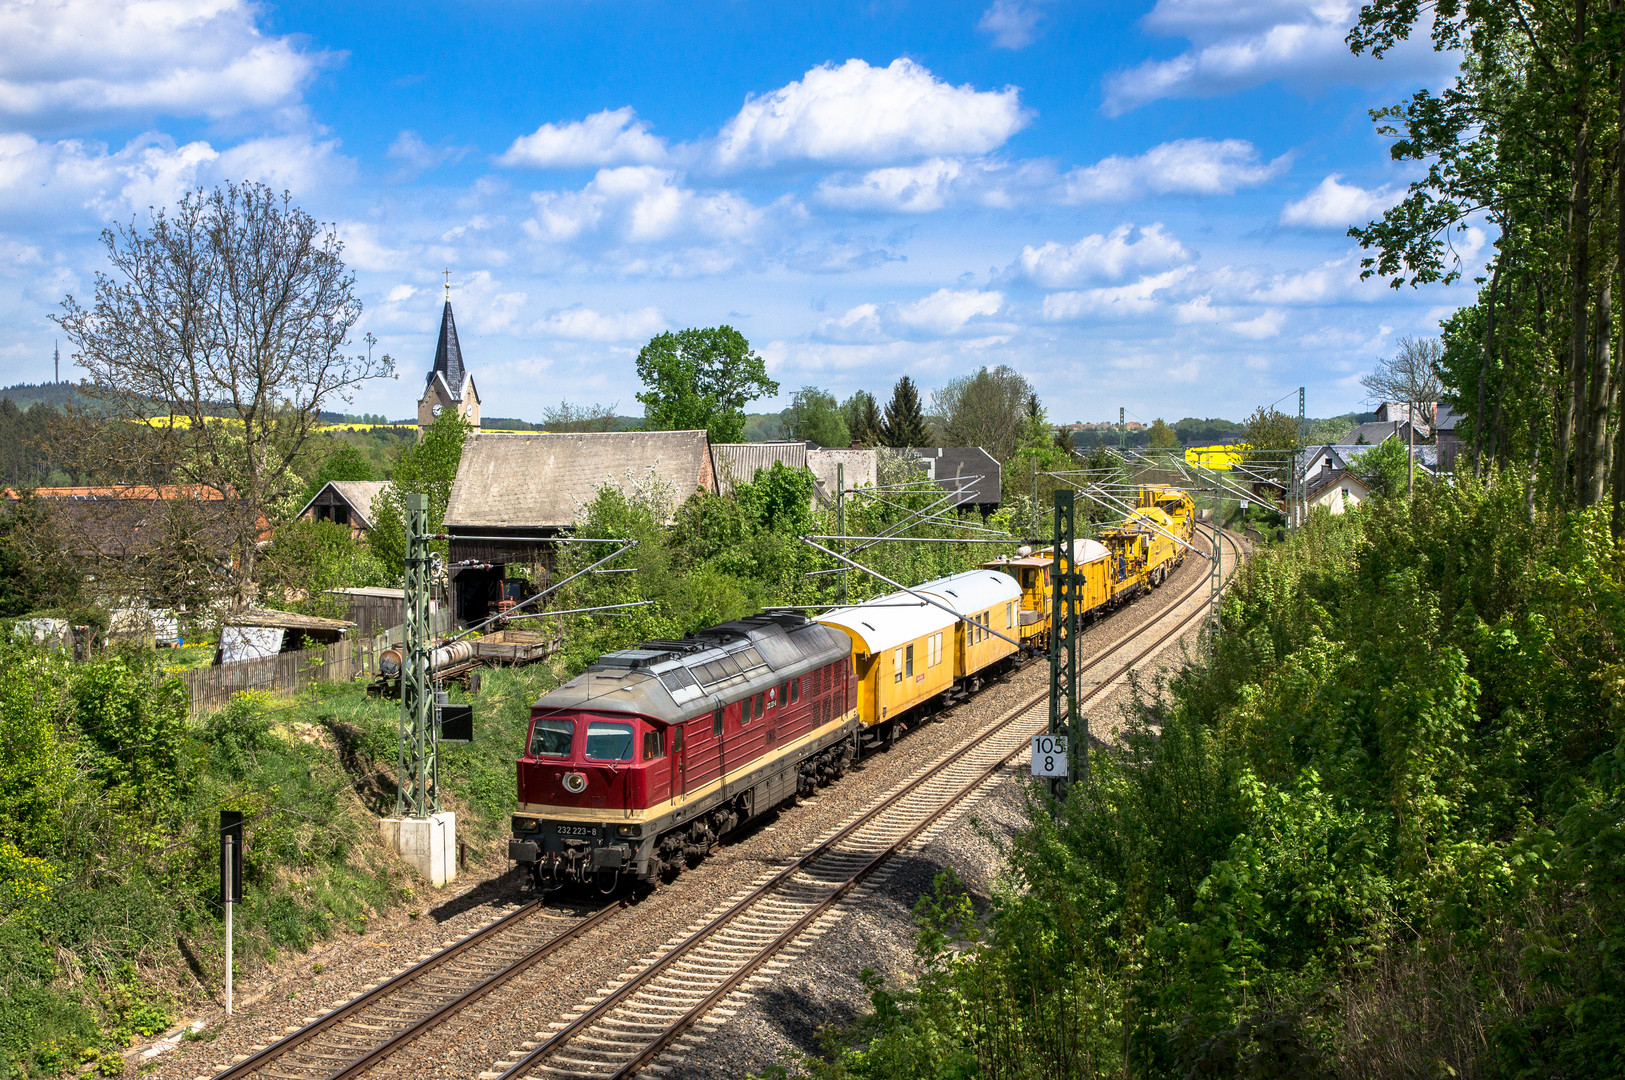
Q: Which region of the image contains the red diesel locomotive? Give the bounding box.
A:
[508,611,858,889]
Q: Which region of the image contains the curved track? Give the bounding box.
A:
[208,529,1243,1080]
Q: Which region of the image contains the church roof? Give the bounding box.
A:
[429,300,465,401]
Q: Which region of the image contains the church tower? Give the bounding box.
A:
[416,274,481,437]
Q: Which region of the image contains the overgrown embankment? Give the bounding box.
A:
[0,648,557,1080]
[784,476,1625,1079]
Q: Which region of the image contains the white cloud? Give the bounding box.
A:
[1230,308,1285,338]
[1062,138,1289,201]
[819,288,1006,342]
[499,107,668,169]
[1103,0,1455,115]
[1041,267,1192,320]
[530,305,666,342]
[1280,174,1403,229]
[978,0,1045,49]
[714,58,1029,169]
[526,166,767,247]
[0,0,327,126]
[1010,223,1189,287]
[816,158,963,213]
[387,131,470,178]
[215,134,348,194]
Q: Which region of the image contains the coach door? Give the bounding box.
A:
[672,721,687,799]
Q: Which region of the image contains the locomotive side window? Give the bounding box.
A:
[790,678,800,703]
[673,725,684,752]
[712,707,724,737]
[642,729,665,761]
[754,692,765,719]
[585,721,635,761]
[529,718,574,757]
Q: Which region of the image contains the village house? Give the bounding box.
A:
[297,480,390,538]
[442,430,717,625]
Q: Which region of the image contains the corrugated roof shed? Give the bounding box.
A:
[712,443,809,496]
[445,430,716,528]
[222,608,355,632]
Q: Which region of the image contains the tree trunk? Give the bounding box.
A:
[1480,248,1505,474]
[1589,271,1612,505]
[1613,19,1625,534]
[1569,122,1593,502]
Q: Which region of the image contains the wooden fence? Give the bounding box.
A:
[183,607,453,714]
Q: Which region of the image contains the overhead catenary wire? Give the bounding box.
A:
[798,536,1026,651]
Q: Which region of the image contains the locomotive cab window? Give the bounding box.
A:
[642,729,664,761]
[529,718,574,757]
[585,721,635,761]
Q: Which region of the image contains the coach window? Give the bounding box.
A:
[712,707,724,737]
[905,643,914,677]
[893,649,903,683]
[642,729,665,761]
[1007,602,1014,629]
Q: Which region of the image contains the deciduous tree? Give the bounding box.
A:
[929,365,1034,461]
[634,327,777,443]
[781,386,850,447]
[55,183,392,596]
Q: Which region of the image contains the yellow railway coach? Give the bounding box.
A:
[818,569,1023,748]
[918,570,1024,684]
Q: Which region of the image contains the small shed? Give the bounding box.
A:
[215,608,355,664]
[712,442,809,497]
[297,481,391,538]
[323,587,406,636]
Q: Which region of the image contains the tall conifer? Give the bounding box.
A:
[882,376,930,447]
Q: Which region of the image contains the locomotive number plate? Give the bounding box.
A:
[555,825,595,836]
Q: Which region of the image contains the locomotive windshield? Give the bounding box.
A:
[529,718,573,757]
[585,721,635,761]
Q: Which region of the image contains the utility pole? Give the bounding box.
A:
[1049,489,1081,799]
[398,494,436,818]
[836,462,847,605]
[384,492,457,885]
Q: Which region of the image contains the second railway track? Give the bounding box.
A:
[206,530,1242,1080]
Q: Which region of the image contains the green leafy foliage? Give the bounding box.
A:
[788,477,1625,1079]
[634,326,778,443]
[369,410,470,576]
[782,387,850,448]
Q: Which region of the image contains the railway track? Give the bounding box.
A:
[484,529,1243,1080]
[206,530,1241,1080]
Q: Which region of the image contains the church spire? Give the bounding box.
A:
[429,294,465,402]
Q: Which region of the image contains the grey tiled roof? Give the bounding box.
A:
[294,480,390,529]
[445,430,714,528]
[904,447,1002,507]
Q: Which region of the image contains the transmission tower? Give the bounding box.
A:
[397,493,438,818]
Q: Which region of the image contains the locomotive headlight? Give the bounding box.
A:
[617,824,641,837]
[562,772,587,794]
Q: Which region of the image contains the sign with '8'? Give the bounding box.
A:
[1031,734,1068,777]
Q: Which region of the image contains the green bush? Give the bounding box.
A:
[785,475,1625,1079]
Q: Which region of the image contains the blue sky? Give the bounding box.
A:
[0,0,1476,424]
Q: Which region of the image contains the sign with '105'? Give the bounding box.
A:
[1031,734,1068,777]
